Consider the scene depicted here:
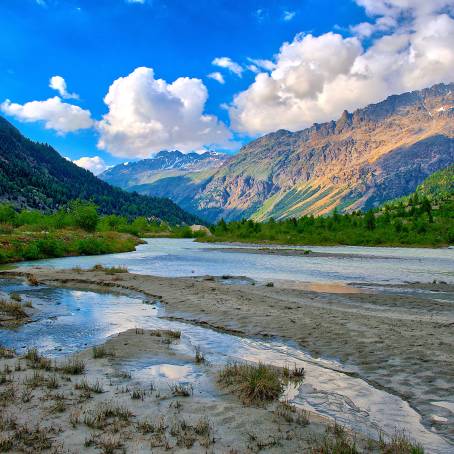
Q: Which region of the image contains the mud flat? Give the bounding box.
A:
[1,267,453,452]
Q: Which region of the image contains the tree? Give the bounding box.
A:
[364,211,376,230]
[69,201,99,232]
[0,203,16,224]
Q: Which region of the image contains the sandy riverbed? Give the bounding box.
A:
[2,327,349,453]
[1,266,453,451]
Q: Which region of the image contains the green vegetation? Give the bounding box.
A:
[0,116,199,225]
[0,201,186,264]
[206,166,454,247]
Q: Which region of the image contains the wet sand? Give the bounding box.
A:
[0,328,357,453]
[2,267,454,449]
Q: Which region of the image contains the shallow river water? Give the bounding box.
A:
[3,239,454,452]
[17,238,454,285]
[0,276,452,453]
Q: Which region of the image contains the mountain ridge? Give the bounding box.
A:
[100,83,454,223]
[0,117,200,225]
[194,82,454,222]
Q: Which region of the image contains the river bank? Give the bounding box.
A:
[2,266,453,450]
[0,229,142,265]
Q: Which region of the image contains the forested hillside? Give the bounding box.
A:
[0,117,199,225]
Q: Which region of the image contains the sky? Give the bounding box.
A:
[1,0,453,174]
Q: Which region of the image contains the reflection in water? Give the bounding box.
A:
[0,278,452,453]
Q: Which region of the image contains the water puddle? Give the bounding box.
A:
[0,278,452,453]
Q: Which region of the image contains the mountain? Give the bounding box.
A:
[99,150,229,218]
[0,117,200,225]
[100,150,228,189]
[190,83,454,222]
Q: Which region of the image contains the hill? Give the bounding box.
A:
[0,117,200,224]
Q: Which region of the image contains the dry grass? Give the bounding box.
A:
[92,345,114,359]
[9,292,22,302]
[131,387,146,400]
[308,421,358,454]
[0,345,15,359]
[75,379,104,394]
[194,346,206,364]
[24,348,53,370]
[0,298,27,319]
[58,358,85,375]
[91,264,129,274]
[27,274,39,286]
[87,433,124,453]
[282,363,305,382]
[378,430,425,454]
[169,383,193,397]
[169,417,214,449]
[83,401,133,429]
[218,362,283,405]
[150,329,181,339]
[137,416,167,435]
[274,401,310,426]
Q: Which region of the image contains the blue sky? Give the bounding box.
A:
[1,0,453,173]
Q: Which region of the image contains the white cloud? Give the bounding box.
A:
[230,1,454,135]
[283,10,296,21]
[212,57,243,77]
[126,0,145,3]
[247,58,276,71]
[1,96,93,133]
[356,0,454,18]
[72,156,109,175]
[207,72,225,84]
[49,76,79,99]
[97,67,233,158]
[255,8,266,22]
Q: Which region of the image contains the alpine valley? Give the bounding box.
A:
[100,83,454,223]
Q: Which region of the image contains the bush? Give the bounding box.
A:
[36,238,65,257]
[76,238,105,255]
[69,201,99,232]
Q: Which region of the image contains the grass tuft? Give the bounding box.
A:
[218,362,283,405]
[92,345,113,359]
[83,401,133,429]
[91,264,129,274]
[58,358,85,375]
[75,379,104,394]
[169,383,193,397]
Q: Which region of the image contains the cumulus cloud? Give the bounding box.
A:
[97,67,232,158]
[212,57,243,76]
[72,156,109,175]
[229,0,454,134]
[0,96,93,133]
[207,72,225,84]
[49,76,79,99]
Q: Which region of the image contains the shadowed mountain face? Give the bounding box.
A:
[0,117,201,225]
[100,84,454,223]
